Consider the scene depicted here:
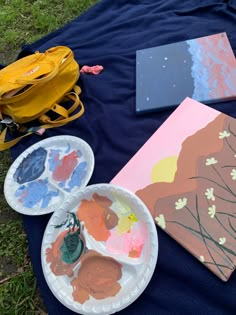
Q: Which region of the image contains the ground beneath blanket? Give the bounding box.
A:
[0,144,47,314]
[0,1,99,312]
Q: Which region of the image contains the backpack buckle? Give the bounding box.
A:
[0,117,20,132]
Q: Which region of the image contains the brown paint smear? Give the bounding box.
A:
[77,194,119,241]
[93,192,118,230]
[71,250,122,304]
[104,207,119,230]
[46,229,79,277]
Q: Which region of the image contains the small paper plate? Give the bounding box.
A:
[41,184,158,315]
[4,135,94,216]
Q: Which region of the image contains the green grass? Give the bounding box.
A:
[0,0,98,313]
[0,270,39,315]
[0,220,27,266]
[0,0,98,64]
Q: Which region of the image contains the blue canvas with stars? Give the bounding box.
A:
[136,32,236,114]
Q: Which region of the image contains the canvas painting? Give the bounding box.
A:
[136,32,236,113]
[112,97,236,281]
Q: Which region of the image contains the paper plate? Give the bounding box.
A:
[4,135,94,216]
[41,184,158,315]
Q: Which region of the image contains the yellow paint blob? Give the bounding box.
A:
[128,213,138,222]
[151,156,178,183]
[117,216,133,235]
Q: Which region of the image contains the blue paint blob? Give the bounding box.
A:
[66,161,87,192]
[15,179,59,209]
[65,143,71,153]
[14,147,47,184]
[48,149,61,172]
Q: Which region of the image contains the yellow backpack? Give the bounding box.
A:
[0,46,84,151]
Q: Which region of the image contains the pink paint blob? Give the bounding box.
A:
[106,221,148,258]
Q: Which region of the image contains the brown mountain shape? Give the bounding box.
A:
[136,114,226,215]
[136,113,236,280]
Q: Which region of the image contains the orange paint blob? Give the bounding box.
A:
[128,249,140,258]
[77,199,111,241]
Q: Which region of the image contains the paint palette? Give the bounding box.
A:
[41,184,158,314]
[4,135,95,215]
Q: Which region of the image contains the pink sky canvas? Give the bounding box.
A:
[112,97,236,281]
[112,97,219,192]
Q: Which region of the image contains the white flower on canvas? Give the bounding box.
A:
[175,198,187,210]
[205,157,218,166]
[219,131,230,139]
[208,205,216,218]
[230,169,236,180]
[205,188,215,201]
[155,214,166,229]
[219,237,226,245]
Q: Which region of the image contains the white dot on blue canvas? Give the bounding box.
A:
[184,60,186,63]
[164,57,168,60]
[173,84,176,88]
[150,56,153,59]
[147,97,149,101]
[162,65,166,68]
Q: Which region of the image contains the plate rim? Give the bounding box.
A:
[41,183,158,315]
[4,135,95,216]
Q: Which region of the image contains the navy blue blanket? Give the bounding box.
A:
[11,0,236,314]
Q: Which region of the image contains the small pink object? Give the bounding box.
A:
[35,128,46,135]
[80,65,104,75]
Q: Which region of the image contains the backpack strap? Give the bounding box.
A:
[14,60,59,85]
[0,127,33,151]
[39,91,84,124]
[0,92,84,151]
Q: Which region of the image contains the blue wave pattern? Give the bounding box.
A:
[186,39,210,101]
[186,34,236,102]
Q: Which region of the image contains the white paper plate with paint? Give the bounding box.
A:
[41,184,158,315]
[4,135,94,216]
